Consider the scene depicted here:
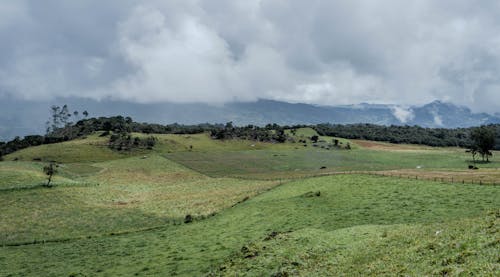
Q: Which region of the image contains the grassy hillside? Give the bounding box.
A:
[215,212,499,276]
[0,131,498,276]
[1,175,498,276]
[0,154,277,245]
[0,161,77,190]
[4,134,131,163]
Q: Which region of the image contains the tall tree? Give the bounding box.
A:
[470,126,495,162]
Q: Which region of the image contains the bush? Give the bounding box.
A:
[108,133,156,151]
[184,214,193,224]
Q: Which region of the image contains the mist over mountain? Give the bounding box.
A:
[1,97,499,141]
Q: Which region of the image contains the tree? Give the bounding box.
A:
[82,110,89,118]
[333,139,339,147]
[59,105,71,127]
[311,135,319,143]
[46,104,73,134]
[470,126,495,162]
[466,147,478,165]
[47,105,61,134]
[43,162,57,187]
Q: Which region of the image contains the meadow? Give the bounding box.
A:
[0,129,498,276]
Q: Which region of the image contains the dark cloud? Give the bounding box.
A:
[0,0,499,113]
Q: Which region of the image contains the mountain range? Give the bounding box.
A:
[1,97,499,141]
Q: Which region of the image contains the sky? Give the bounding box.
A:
[1,0,500,114]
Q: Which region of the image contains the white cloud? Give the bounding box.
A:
[391,106,415,123]
[0,0,500,114]
[430,110,443,126]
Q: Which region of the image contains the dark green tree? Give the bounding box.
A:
[43,162,57,187]
[470,126,495,162]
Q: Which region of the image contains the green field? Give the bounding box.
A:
[1,175,498,276]
[167,146,499,180]
[0,154,277,244]
[0,131,499,276]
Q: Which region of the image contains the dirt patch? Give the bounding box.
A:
[113,200,139,206]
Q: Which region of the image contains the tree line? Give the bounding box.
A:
[314,123,500,150]
[1,105,498,159]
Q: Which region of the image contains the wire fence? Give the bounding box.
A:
[355,171,499,186]
[256,170,499,186]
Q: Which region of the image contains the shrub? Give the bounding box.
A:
[184,214,193,224]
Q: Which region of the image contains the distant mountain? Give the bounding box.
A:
[1,97,499,141]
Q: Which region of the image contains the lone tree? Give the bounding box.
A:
[466,147,479,165]
[43,162,57,187]
[311,135,319,143]
[470,126,495,162]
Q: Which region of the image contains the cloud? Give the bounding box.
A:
[391,106,415,123]
[1,0,500,113]
[430,110,444,126]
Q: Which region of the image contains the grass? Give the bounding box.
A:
[144,132,297,153]
[0,161,77,190]
[377,168,500,185]
[0,132,498,275]
[1,174,498,276]
[0,154,277,244]
[4,134,131,163]
[167,147,499,179]
[215,211,499,276]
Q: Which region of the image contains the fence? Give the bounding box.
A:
[360,171,499,186]
[256,170,499,186]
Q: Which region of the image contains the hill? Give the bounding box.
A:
[0,130,498,275]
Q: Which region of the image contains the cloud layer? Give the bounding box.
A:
[1,0,500,113]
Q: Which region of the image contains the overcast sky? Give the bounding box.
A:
[1,0,500,113]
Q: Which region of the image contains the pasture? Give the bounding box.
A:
[0,130,498,276]
[1,175,498,276]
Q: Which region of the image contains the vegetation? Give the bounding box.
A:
[0,154,277,244]
[210,122,289,143]
[42,162,57,187]
[215,211,499,276]
[2,109,500,159]
[1,175,498,276]
[315,123,500,149]
[470,126,496,162]
[108,132,157,151]
[167,146,498,179]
